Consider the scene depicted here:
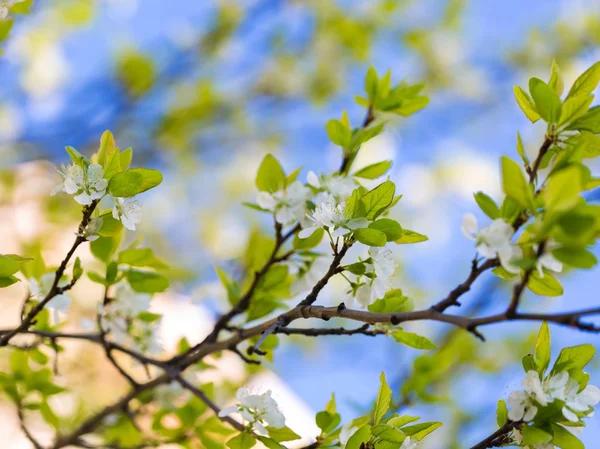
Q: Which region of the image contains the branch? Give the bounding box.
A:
[275,323,386,337]
[175,375,245,431]
[0,200,99,347]
[469,420,520,449]
[17,400,44,449]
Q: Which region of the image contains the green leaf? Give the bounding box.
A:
[395,229,428,244]
[73,257,83,280]
[266,426,301,442]
[513,86,541,123]
[40,402,60,428]
[118,248,166,269]
[369,219,402,241]
[373,372,392,425]
[215,266,240,305]
[566,61,600,99]
[496,400,508,427]
[365,66,378,100]
[516,132,529,164]
[65,146,88,167]
[492,266,517,280]
[558,95,594,126]
[256,437,285,449]
[360,181,395,220]
[354,228,387,247]
[527,271,563,297]
[521,426,552,445]
[542,165,583,213]
[501,156,534,210]
[226,432,256,449]
[566,105,600,133]
[551,344,595,374]
[108,168,163,197]
[90,232,122,264]
[387,415,419,428]
[97,130,117,168]
[368,290,412,313]
[549,59,564,96]
[473,192,500,219]
[522,354,537,373]
[326,119,351,147]
[401,422,442,440]
[316,411,341,434]
[371,424,405,443]
[345,262,367,275]
[353,161,392,179]
[0,275,20,288]
[293,228,324,250]
[98,211,123,237]
[535,322,551,375]
[552,247,597,269]
[346,425,371,449]
[529,77,562,123]
[255,154,286,193]
[0,255,21,277]
[551,424,584,449]
[344,188,367,219]
[126,270,169,293]
[391,329,437,350]
[120,148,133,171]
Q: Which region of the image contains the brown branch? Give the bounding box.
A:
[339,106,375,174]
[175,375,245,432]
[0,200,99,347]
[469,420,521,449]
[275,323,385,337]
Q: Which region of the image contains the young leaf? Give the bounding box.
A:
[558,95,594,126]
[496,400,508,427]
[548,59,564,96]
[395,229,428,244]
[227,432,256,449]
[391,329,437,350]
[566,61,600,100]
[551,344,595,374]
[369,219,402,241]
[373,372,392,425]
[368,290,412,313]
[552,247,597,269]
[266,426,301,442]
[401,422,442,440]
[255,154,286,193]
[521,426,552,445]
[293,228,324,250]
[551,424,584,449]
[501,156,534,210]
[473,192,500,219]
[516,132,529,164]
[365,66,378,100]
[108,168,163,197]
[352,161,392,179]
[353,228,387,247]
[534,322,551,375]
[126,270,169,293]
[346,425,371,449]
[513,86,541,123]
[360,181,395,220]
[527,271,563,297]
[326,119,351,147]
[529,77,562,123]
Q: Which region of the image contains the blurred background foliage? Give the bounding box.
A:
[1,0,600,448]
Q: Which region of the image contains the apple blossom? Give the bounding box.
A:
[256,181,310,226]
[112,197,142,231]
[299,200,368,239]
[52,163,108,205]
[218,387,285,434]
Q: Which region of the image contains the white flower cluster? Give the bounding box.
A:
[257,181,310,226]
[101,281,161,354]
[0,0,23,20]
[508,370,600,424]
[52,163,108,206]
[462,214,563,276]
[348,246,398,308]
[51,161,142,232]
[28,273,71,323]
[218,387,286,434]
[300,200,368,239]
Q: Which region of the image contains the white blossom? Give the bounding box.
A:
[400,437,418,449]
[218,387,285,434]
[507,390,538,422]
[561,377,600,422]
[256,181,309,226]
[535,242,563,278]
[307,171,356,202]
[77,217,103,241]
[103,313,162,355]
[299,200,368,239]
[461,213,521,273]
[348,246,397,308]
[52,163,108,205]
[109,281,151,317]
[0,0,22,20]
[112,197,142,231]
[28,273,71,322]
